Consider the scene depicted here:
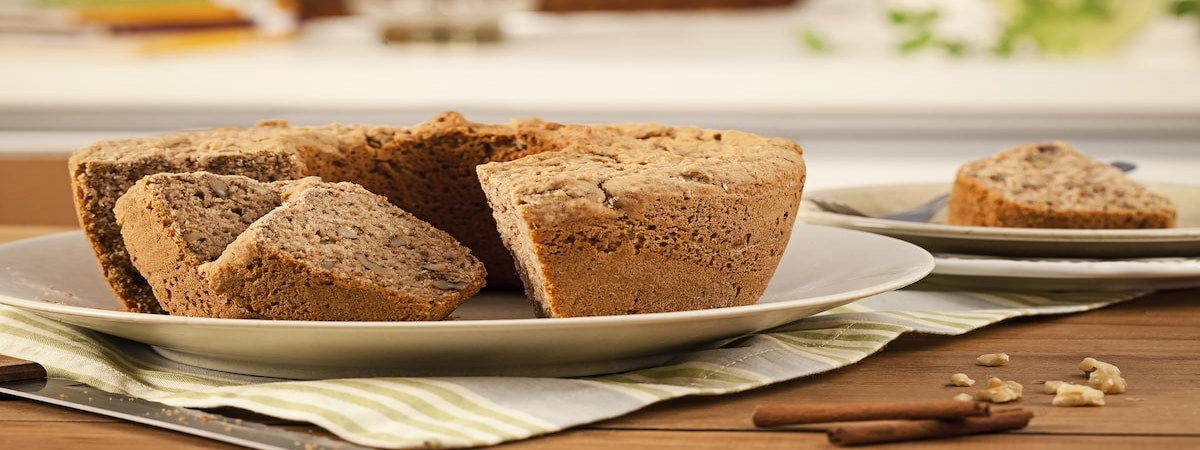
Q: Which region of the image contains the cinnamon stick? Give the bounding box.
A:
[827,408,1034,446]
[752,401,990,427]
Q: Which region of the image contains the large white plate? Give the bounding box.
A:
[798,183,1200,258]
[928,254,1200,292]
[0,225,932,379]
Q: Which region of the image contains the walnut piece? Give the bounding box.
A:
[974,377,1023,403]
[952,393,974,402]
[337,226,359,239]
[208,177,230,198]
[354,253,385,272]
[1043,380,1065,395]
[975,353,1010,367]
[1053,384,1106,407]
[1080,357,1127,394]
[181,231,206,245]
[432,279,467,290]
[950,373,976,387]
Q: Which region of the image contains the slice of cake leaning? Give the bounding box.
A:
[199,180,486,321]
[116,172,485,321]
[948,141,1176,229]
[70,123,330,314]
[476,127,806,318]
[115,172,293,318]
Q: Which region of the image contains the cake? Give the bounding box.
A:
[115,172,484,321]
[947,141,1176,229]
[306,114,547,291]
[74,112,806,317]
[200,180,485,321]
[70,123,325,313]
[476,126,806,317]
[113,172,292,318]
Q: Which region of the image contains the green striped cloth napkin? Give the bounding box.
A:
[0,285,1143,449]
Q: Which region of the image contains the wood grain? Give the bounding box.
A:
[495,430,1200,450]
[0,156,76,226]
[0,355,46,382]
[0,422,237,450]
[0,401,116,423]
[1,226,1198,449]
[595,290,1200,437]
[0,225,77,243]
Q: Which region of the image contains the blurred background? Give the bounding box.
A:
[1,0,1198,227]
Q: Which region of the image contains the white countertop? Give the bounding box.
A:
[2,5,1197,171]
[2,10,1198,135]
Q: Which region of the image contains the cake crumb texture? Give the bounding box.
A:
[116,172,484,321]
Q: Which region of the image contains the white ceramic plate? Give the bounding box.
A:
[928,254,1200,291]
[0,224,932,379]
[797,183,1200,259]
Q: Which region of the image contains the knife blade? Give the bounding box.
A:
[0,355,371,450]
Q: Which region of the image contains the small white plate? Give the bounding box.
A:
[798,183,1200,258]
[929,254,1200,291]
[0,225,932,379]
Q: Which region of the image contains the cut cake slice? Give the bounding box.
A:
[115,172,484,321]
[114,172,291,318]
[71,123,330,313]
[200,181,485,321]
[947,141,1176,229]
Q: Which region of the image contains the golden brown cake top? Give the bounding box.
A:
[69,121,341,168]
[477,126,804,221]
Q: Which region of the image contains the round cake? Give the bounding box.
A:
[71,112,806,318]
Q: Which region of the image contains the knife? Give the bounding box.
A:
[0,355,372,450]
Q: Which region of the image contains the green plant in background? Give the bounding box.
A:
[798,27,830,54]
[797,0,1187,58]
[1172,0,1200,27]
[1175,0,1200,15]
[887,7,970,57]
[993,0,1166,56]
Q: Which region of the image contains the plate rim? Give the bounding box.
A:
[0,225,935,330]
[932,254,1200,279]
[798,182,1200,243]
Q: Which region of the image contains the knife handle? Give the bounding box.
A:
[0,355,47,383]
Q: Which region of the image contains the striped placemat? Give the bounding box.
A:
[0,285,1144,448]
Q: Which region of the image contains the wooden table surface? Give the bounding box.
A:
[1,225,1197,450]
